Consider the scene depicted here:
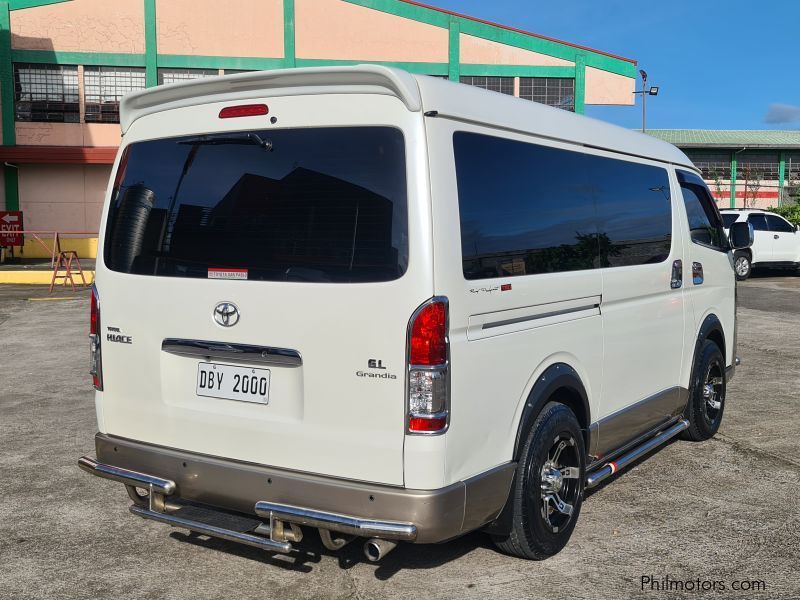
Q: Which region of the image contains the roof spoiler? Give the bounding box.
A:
[119,64,423,134]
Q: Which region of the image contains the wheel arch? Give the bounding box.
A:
[485,362,590,538]
[511,363,591,460]
[690,314,726,389]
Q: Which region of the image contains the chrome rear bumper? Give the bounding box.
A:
[254,501,417,541]
[78,434,516,548]
[78,455,175,495]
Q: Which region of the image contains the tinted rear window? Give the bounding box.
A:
[453,132,672,279]
[104,127,408,283]
[721,213,739,228]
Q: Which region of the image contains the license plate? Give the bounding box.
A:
[196,362,270,404]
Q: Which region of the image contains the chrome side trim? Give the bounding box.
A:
[78,455,176,495]
[481,302,600,330]
[467,295,601,341]
[255,501,418,541]
[586,419,689,489]
[161,338,302,367]
[129,505,292,553]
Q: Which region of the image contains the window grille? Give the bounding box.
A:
[14,63,80,123]
[459,76,514,96]
[84,66,146,123]
[158,68,217,85]
[519,77,575,111]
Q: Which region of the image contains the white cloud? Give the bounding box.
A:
[764,103,800,124]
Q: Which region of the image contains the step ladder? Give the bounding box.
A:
[49,250,88,293]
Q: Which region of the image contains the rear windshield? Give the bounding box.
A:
[720,213,739,228]
[104,127,408,283]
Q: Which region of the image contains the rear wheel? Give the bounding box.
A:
[492,402,585,560]
[683,340,726,441]
[733,251,751,281]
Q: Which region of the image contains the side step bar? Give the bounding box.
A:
[586,419,689,489]
[130,505,292,553]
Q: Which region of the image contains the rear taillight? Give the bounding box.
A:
[89,285,103,391]
[407,298,449,434]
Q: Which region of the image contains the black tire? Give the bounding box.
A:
[492,402,585,560]
[733,251,751,281]
[683,340,726,441]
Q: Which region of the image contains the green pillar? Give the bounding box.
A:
[448,17,460,82]
[778,152,786,207]
[144,0,157,86]
[0,1,18,211]
[729,152,737,209]
[283,0,295,67]
[574,55,585,115]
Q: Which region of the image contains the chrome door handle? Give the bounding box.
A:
[692,262,704,285]
[670,259,682,289]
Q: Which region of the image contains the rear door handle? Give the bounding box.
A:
[774,234,780,239]
[670,259,682,289]
[692,262,704,285]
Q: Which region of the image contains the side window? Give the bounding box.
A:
[453,132,672,279]
[747,214,769,231]
[765,214,794,233]
[677,170,726,250]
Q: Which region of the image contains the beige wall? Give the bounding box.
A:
[18,164,110,234]
[584,66,634,106]
[459,34,573,67]
[15,123,121,147]
[11,0,145,53]
[296,0,447,62]
[156,0,284,58]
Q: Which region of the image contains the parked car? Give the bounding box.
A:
[720,209,800,280]
[78,65,751,562]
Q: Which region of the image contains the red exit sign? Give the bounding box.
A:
[0,211,23,246]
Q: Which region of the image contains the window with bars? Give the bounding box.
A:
[685,152,732,180]
[14,63,80,123]
[158,68,218,85]
[519,77,575,111]
[84,66,146,123]
[737,153,780,181]
[459,76,514,96]
[785,153,800,183]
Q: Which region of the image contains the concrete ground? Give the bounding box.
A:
[0,274,798,600]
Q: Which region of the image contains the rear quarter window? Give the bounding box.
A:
[104,127,408,283]
[453,132,672,280]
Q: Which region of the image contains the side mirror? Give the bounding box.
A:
[729,221,753,249]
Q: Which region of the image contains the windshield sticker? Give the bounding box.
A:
[208,268,248,280]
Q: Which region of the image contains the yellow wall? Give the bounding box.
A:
[18,236,98,259]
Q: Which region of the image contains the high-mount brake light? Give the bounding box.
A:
[218,104,269,119]
[407,298,450,434]
[89,285,103,391]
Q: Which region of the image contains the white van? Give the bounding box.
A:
[79,66,752,561]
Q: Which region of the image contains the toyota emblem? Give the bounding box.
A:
[213,302,240,327]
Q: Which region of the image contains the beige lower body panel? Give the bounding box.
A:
[94,434,515,544]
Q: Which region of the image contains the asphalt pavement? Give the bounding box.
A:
[0,274,797,600]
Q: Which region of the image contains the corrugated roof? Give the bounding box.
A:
[645,129,800,149]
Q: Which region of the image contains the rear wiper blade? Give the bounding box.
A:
[178,133,273,151]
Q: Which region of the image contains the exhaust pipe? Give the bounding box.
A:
[363,538,398,562]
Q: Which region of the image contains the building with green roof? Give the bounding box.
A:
[646,130,800,208]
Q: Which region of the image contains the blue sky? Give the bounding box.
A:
[432,0,800,130]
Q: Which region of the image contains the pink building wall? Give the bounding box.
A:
[156,0,284,58]
[296,0,448,62]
